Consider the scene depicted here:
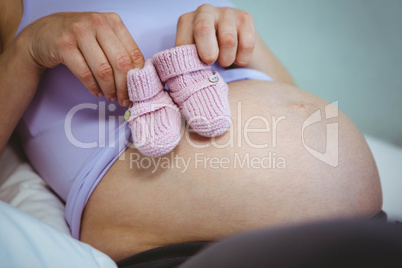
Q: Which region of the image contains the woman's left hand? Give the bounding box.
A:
[176,4,256,67]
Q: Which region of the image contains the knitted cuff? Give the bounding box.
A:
[168,71,225,107]
[127,59,163,101]
[153,44,210,82]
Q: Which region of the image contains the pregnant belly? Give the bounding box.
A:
[80,80,382,262]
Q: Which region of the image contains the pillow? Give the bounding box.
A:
[0,201,116,267]
[0,136,70,235]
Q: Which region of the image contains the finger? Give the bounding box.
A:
[176,12,195,46]
[96,22,134,107]
[106,13,145,69]
[193,11,219,64]
[62,47,103,97]
[217,8,238,67]
[235,11,255,66]
[77,33,117,102]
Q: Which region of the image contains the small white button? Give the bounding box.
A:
[209,74,219,83]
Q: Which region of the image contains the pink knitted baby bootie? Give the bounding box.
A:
[153,45,231,137]
[125,59,181,157]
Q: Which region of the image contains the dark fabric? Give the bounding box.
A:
[179,219,402,268]
[116,241,212,268]
[372,210,387,221]
[117,210,391,268]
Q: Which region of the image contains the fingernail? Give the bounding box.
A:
[110,97,117,102]
[122,99,130,107]
[97,92,104,97]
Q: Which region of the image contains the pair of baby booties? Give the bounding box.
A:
[124,44,231,157]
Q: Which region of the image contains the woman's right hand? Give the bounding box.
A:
[20,12,145,107]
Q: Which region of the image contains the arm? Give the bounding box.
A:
[0,35,43,156]
[0,12,146,156]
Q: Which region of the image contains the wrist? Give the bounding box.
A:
[12,29,45,76]
[0,31,44,98]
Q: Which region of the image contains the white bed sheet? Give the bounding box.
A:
[0,137,116,267]
[0,136,70,235]
[0,201,116,268]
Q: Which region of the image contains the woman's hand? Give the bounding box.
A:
[176,4,255,67]
[21,12,144,107]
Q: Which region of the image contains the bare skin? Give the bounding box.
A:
[0,0,381,263]
[0,0,23,51]
[81,80,382,261]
